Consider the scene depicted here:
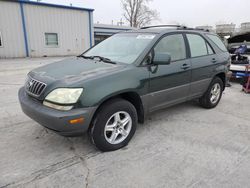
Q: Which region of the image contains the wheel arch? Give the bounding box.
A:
[89,91,145,131]
[214,72,226,90]
[119,92,145,124]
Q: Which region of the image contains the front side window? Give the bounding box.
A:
[206,34,228,52]
[85,33,156,64]
[0,31,3,47]
[187,34,211,57]
[45,33,58,47]
[154,34,186,61]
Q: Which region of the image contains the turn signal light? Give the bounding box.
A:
[69,117,84,124]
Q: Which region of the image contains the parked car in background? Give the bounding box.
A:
[228,32,250,74]
[19,25,230,151]
[228,32,250,54]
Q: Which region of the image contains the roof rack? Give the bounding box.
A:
[140,25,186,29]
[199,28,210,32]
[182,27,210,32]
[140,25,210,32]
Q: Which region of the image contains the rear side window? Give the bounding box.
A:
[154,34,186,61]
[206,34,227,52]
[187,34,213,57]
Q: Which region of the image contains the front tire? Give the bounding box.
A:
[90,98,137,152]
[199,77,223,109]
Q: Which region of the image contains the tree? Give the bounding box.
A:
[122,0,159,28]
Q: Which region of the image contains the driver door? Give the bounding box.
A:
[149,33,191,112]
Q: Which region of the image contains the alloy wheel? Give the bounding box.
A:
[104,111,132,145]
[210,83,221,104]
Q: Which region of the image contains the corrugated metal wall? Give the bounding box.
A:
[0,1,26,58]
[0,1,93,58]
[24,4,91,57]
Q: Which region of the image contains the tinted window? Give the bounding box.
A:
[187,34,209,57]
[154,34,186,61]
[206,34,227,52]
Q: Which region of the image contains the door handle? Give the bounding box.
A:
[212,58,217,63]
[181,63,190,70]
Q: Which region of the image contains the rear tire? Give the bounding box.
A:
[199,77,223,109]
[89,98,137,152]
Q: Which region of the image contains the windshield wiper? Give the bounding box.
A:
[77,54,93,59]
[91,56,117,64]
[77,55,116,64]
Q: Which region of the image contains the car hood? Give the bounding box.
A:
[29,57,128,86]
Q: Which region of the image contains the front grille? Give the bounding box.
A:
[25,76,47,97]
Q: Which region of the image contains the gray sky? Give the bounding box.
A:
[37,0,249,27]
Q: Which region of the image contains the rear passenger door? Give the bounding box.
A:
[185,33,217,99]
[149,33,191,112]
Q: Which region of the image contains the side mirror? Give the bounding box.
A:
[153,53,171,65]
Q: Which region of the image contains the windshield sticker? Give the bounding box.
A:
[136,35,155,40]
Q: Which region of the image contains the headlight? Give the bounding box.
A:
[43,101,74,111]
[45,88,83,104]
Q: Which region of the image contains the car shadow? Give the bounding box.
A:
[63,100,201,154]
[32,100,201,158]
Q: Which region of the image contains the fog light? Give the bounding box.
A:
[69,117,84,124]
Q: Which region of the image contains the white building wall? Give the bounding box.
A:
[0,1,26,58]
[23,4,91,57]
[89,11,94,47]
[241,22,250,32]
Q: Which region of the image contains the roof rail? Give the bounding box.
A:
[140,25,211,32]
[140,25,186,29]
[177,27,210,32]
[196,28,210,32]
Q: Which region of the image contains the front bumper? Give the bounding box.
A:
[18,87,97,136]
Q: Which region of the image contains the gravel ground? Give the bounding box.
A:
[0,57,250,188]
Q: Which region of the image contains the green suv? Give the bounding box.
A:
[19,25,230,151]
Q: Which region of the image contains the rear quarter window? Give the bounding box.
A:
[206,34,228,52]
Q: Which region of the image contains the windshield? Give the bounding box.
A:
[84,33,156,64]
